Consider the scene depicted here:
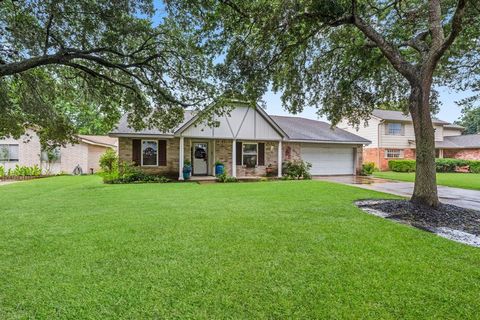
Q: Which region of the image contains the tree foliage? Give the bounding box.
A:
[0,0,217,146]
[456,105,480,134]
[167,0,478,125]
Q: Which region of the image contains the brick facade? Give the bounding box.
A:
[443,149,480,160]
[118,137,365,178]
[362,147,416,171]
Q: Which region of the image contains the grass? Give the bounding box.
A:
[0,176,479,319]
[374,171,480,190]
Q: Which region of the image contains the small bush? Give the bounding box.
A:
[0,165,5,177]
[361,162,376,175]
[99,149,118,173]
[216,172,238,183]
[435,158,469,172]
[468,160,480,173]
[282,160,312,180]
[388,160,416,172]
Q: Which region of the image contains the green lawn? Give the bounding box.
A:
[1,176,479,319]
[374,171,480,190]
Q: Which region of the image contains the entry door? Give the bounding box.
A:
[193,142,208,175]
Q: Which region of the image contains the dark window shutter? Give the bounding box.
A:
[236,141,242,165]
[132,139,141,166]
[258,143,265,166]
[158,140,167,166]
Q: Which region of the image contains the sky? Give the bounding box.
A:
[152,1,470,124]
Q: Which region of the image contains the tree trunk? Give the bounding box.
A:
[408,76,440,207]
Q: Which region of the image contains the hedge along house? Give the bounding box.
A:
[110,103,370,180]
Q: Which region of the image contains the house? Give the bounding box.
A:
[0,129,117,174]
[110,103,370,179]
[338,109,480,170]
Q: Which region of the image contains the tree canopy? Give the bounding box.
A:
[0,0,217,146]
[167,0,478,125]
[456,106,480,134]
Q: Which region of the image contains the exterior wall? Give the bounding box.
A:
[1,129,110,174]
[282,142,302,161]
[118,137,181,177]
[443,128,463,137]
[87,145,113,174]
[236,140,279,177]
[181,105,282,141]
[443,149,480,160]
[338,118,380,148]
[363,147,416,171]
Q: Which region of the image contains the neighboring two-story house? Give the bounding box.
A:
[339,109,480,170]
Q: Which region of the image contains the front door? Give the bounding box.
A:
[193,142,208,175]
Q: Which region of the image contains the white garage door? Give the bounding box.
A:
[301,145,355,175]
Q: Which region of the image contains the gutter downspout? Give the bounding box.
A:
[378,120,384,169]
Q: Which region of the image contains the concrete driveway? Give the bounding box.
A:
[314,175,480,211]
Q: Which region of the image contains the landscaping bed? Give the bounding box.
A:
[356,199,480,247]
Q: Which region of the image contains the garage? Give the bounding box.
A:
[301,144,355,175]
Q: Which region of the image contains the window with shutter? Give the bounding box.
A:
[258,143,265,166]
[158,140,167,166]
[132,139,141,166]
[236,141,242,165]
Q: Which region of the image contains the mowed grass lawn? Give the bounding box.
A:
[1,176,479,319]
[374,171,480,190]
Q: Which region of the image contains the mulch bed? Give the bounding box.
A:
[356,199,480,247]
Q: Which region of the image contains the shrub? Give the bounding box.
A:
[435,158,469,172]
[99,149,118,173]
[468,160,480,173]
[282,160,312,180]
[0,165,4,177]
[361,162,376,175]
[216,172,238,183]
[388,160,416,172]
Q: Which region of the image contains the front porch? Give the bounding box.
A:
[178,137,283,180]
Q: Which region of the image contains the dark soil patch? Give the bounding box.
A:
[356,200,480,236]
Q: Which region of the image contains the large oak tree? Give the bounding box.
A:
[0,0,216,146]
[167,0,480,207]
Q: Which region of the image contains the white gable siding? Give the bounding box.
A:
[181,106,282,140]
[338,118,380,148]
[434,125,443,141]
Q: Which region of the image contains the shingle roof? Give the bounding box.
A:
[77,135,117,147]
[270,116,371,143]
[436,134,480,149]
[110,111,196,135]
[372,109,449,124]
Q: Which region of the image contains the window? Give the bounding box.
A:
[0,144,19,162]
[40,147,61,162]
[242,143,257,167]
[386,123,403,135]
[385,149,403,158]
[141,140,158,166]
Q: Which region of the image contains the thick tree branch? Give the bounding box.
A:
[428,0,445,48]
[426,0,467,69]
[352,15,416,82]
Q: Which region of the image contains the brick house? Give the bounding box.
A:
[0,130,117,174]
[110,103,370,179]
[338,109,480,170]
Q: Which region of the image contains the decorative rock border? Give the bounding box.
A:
[356,199,480,247]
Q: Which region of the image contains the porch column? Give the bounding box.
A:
[178,136,184,181]
[278,140,282,177]
[232,139,237,177]
[439,148,444,159]
[212,140,216,177]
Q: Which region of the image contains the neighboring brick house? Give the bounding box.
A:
[110,103,370,179]
[0,129,117,174]
[338,109,480,170]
